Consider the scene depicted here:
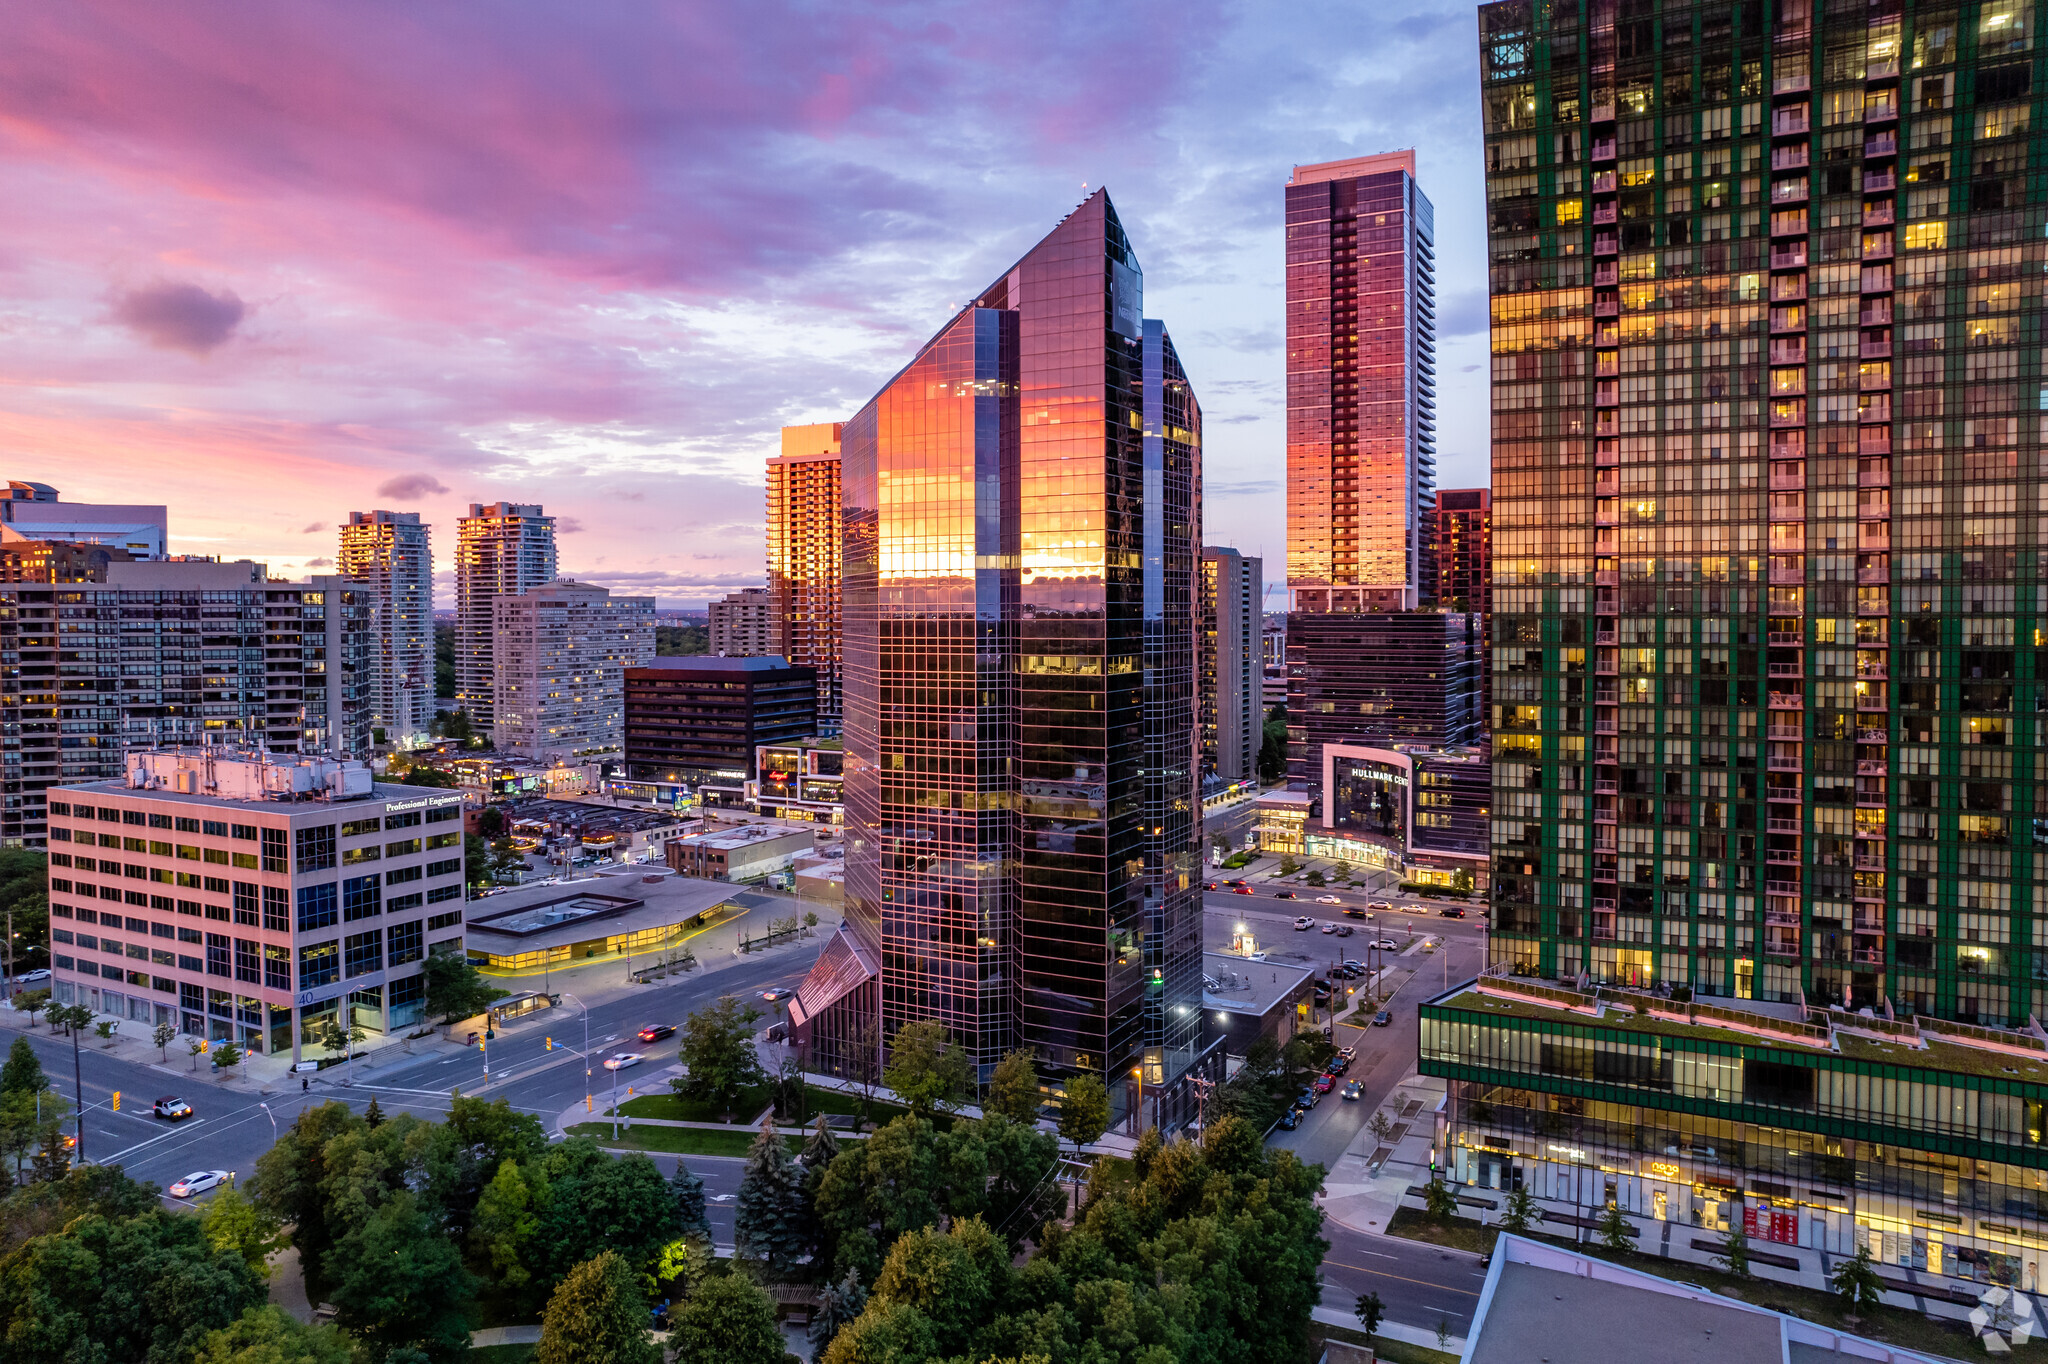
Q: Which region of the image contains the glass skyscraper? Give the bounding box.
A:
[767,423,845,733]
[792,191,1209,1124]
[1481,0,2046,1020]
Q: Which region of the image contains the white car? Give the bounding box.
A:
[168,1170,229,1199]
[1368,901,1393,912]
[601,1052,645,1072]
[1372,939,1399,951]
[1315,895,1342,905]
[1291,916,1314,931]
[13,969,50,984]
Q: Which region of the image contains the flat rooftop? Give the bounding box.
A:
[1203,951,1314,1017]
[674,824,811,852]
[465,874,739,951]
[498,796,683,836]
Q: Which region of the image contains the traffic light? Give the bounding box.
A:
[545,1037,554,1050]
[111,1091,121,1111]
[199,1039,210,1054]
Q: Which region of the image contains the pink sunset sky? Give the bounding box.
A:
[0,1,1491,608]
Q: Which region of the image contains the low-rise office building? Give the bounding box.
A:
[622,655,816,792]
[747,737,844,824]
[1305,740,1489,889]
[1203,951,1316,1055]
[462,873,737,972]
[45,748,465,1060]
[666,823,813,883]
[1424,973,2048,1292]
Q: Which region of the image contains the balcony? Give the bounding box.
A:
[1594,779,1619,795]
[1768,754,1804,771]
[1591,135,1617,160]
[1594,232,1620,256]
[1853,948,1887,965]
[1767,785,1804,802]
[1857,728,1888,744]
[1864,169,1896,193]
[1769,692,1804,709]
[1865,98,1899,126]
[1768,817,1803,834]
[1863,201,1895,227]
[1768,662,1804,677]
[1592,202,1619,226]
[1771,144,1810,171]
[1591,170,1617,194]
[1768,631,1803,646]
[1859,426,1891,454]
[1765,908,1802,927]
[1865,133,1897,158]
[1767,847,1801,864]
[1594,262,1619,287]
[1594,294,1620,317]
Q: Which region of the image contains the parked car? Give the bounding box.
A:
[1342,1081,1364,1101]
[1372,939,1399,951]
[636,1024,675,1043]
[1276,1107,1302,1131]
[13,969,50,984]
[1373,1010,1394,1027]
[601,1052,645,1071]
[1320,922,1337,934]
[1337,1046,1357,1064]
[1340,960,1367,974]
[1313,1072,1337,1094]
[1324,1053,1350,1076]
[1297,1087,1320,1110]
[1335,925,1355,937]
[1291,916,1314,931]
[1273,890,1299,900]
[168,1170,229,1199]
[1315,895,1342,905]
[152,1097,194,1122]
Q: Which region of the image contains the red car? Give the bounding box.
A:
[636,1024,675,1043]
[1233,885,1255,895]
[1313,1072,1337,1094]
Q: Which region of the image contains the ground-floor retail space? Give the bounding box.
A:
[1446,1078,2048,1291]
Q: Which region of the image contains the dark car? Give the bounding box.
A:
[1225,880,1250,888]
[1440,906,1467,918]
[1373,1010,1394,1027]
[1342,906,1367,919]
[1325,1053,1351,1076]
[152,1097,194,1121]
[1335,924,1355,937]
[1203,881,1219,890]
[1297,1087,1319,1110]
[1273,890,1298,900]
[1277,1107,1302,1130]
[636,1024,676,1043]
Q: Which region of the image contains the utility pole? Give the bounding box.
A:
[67,1005,85,1165]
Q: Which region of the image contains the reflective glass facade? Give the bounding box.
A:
[1481,0,2048,1022]
[824,191,1203,1095]
[455,503,556,733]
[768,425,845,733]
[1287,152,1439,612]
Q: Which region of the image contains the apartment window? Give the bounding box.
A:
[261,886,289,933]
[299,940,339,989]
[342,845,381,867]
[425,831,460,851]
[233,939,261,985]
[203,820,228,837]
[387,865,423,885]
[262,828,288,873]
[297,883,339,932]
[263,944,291,991]
[427,909,462,931]
[427,885,462,905]
[205,933,231,978]
[175,817,200,834]
[150,921,174,939]
[296,825,337,872]
[385,810,422,830]
[232,882,260,927]
[343,930,382,979]
[386,838,422,858]
[389,892,424,913]
[426,807,460,825]
[343,874,382,922]
[388,920,424,966]
[341,817,382,838]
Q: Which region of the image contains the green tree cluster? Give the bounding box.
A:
[655,624,709,656]
[1212,1032,1336,1131]
[1257,704,1288,785]
[813,1111,1066,1286]
[0,1036,68,1185]
[0,1165,265,1364]
[419,953,508,1024]
[821,1115,1325,1364]
[881,1019,974,1116]
[0,847,48,965]
[735,1116,814,1275]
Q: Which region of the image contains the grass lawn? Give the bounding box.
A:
[1309,1322,1456,1364]
[615,1084,773,1124]
[565,1121,801,1158]
[1384,1211,2033,1363]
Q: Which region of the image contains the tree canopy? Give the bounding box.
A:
[536,1250,660,1364]
[674,995,766,1119]
[881,1019,973,1117]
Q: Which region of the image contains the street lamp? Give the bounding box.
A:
[257,1102,277,1143]
[1131,1064,1144,1137]
[558,991,593,1113]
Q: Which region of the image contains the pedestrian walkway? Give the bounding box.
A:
[1309,1305,1465,1356]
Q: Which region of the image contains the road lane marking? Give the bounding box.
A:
[98,1118,207,1165]
[1321,1261,1480,1297]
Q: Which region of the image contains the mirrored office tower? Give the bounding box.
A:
[792,192,1208,1124]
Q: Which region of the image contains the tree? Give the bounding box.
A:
[1596,1198,1632,1252]
[14,988,48,1028]
[94,1019,117,1043]
[1713,1223,1752,1279]
[1354,1290,1385,1338]
[328,1191,477,1362]
[1279,855,1301,876]
[1451,867,1476,896]
[189,1039,205,1071]
[1829,1244,1883,1318]
[531,1139,683,1288]
[396,767,458,789]
[202,1183,283,1277]
[810,1267,869,1354]
[667,1273,784,1364]
[364,1096,386,1128]
[1304,868,1326,887]
[0,1089,38,1183]
[735,1115,814,1277]
[1367,1110,1396,1147]
[30,1119,69,1183]
[985,1048,1041,1124]
[476,805,508,839]
[1,1037,46,1096]
[674,995,766,1121]
[1057,1073,1111,1154]
[800,1114,840,1171]
[535,1249,660,1364]
[882,1019,972,1117]
[668,1159,711,1243]
[214,1042,244,1077]
[1499,1185,1543,1234]
[248,1101,366,1299]
[468,1159,540,1304]
[191,1305,353,1364]
[1423,1175,1459,1224]
[153,1020,177,1062]
[420,953,508,1024]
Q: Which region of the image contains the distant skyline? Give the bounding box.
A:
[0,2,1490,609]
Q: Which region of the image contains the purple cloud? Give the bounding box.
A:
[374,473,450,500]
[109,282,245,354]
